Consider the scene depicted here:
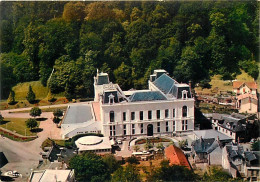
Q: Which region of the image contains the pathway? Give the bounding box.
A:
[0,108,63,181]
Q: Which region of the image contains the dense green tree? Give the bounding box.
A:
[111,164,141,182]
[202,166,235,182]
[0,62,16,99]
[69,152,110,182]
[114,62,132,90]
[150,160,197,181]
[7,90,16,105]
[25,118,38,130]
[62,2,85,22]
[26,85,36,103]
[53,109,63,118]
[53,117,60,124]
[30,107,42,118]
[0,1,258,96]
[102,154,121,174]
[0,20,13,53]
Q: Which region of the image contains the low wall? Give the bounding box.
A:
[0,127,37,141]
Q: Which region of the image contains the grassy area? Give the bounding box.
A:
[10,106,68,113]
[198,102,238,114]
[0,118,39,136]
[135,138,171,145]
[13,81,49,100]
[195,70,255,95]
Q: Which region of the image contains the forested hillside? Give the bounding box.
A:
[0,1,259,99]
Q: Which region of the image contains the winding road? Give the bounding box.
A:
[0,103,84,181]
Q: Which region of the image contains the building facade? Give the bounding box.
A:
[96,69,195,138]
[61,69,195,139]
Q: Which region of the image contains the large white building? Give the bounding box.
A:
[61,69,195,139]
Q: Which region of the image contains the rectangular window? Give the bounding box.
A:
[157,122,160,132]
[166,121,169,132]
[131,112,135,120]
[123,112,126,121]
[110,111,115,122]
[110,125,116,136]
[157,110,160,119]
[123,125,126,135]
[173,121,175,131]
[132,124,135,134]
[182,120,188,130]
[140,111,143,120]
[148,110,152,120]
[173,109,175,118]
[141,123,143,134]
[165,109,169,118]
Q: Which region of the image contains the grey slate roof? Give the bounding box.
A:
[129,91,167,102]
[97,74,109,85]
[193,129,233,141]
[171,85,192,99]
[153,74,177,94]
[104,91,119,104]
[192,138,218,153]
[63,105,93,124]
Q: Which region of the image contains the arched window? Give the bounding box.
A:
[182,106,187,117]
[110,111,115,122]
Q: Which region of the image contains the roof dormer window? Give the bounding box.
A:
[182,90,188,100]
[108,94,115,105]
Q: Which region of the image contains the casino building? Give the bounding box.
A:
[61,69,195,139]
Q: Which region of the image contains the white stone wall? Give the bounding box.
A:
[239,98,258,114]
[217,125,236,141]
[100,99,194,137]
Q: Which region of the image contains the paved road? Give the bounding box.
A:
[1,101,89,113]
[0,108,63,181]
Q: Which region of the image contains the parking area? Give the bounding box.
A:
[0,110,62,181]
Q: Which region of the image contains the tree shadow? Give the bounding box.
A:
[31,128,43,133]
[0,176,15,181]
[36,118,47,121]
[8,101,18,105]
[29,100,40,104]
[0,120,10,125]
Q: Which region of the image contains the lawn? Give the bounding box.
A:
[0,118,39,136]
[9,106,68,113]
[198,102,238,114]
[195,70,255,95]
[13,81,49,100]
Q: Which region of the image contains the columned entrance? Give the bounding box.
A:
[147,124,153,136]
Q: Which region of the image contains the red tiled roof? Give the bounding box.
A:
[237,93,258,101]
[165,145,191,170]
[233,81,258,89]
[92,102,101,121]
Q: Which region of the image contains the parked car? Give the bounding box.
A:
[117,140,122,145]
[3,171,20,178]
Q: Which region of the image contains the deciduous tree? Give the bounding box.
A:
[30,107,42,118]
[69,152,110,182]
[25,118,38,130]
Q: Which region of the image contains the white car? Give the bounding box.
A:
[3,171,20,178]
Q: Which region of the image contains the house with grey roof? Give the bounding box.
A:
[210,113,253,142]
[222,143,260,181]
[191,137,222,164]
[61,69,195,139]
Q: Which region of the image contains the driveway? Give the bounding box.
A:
[0,108,63,181]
